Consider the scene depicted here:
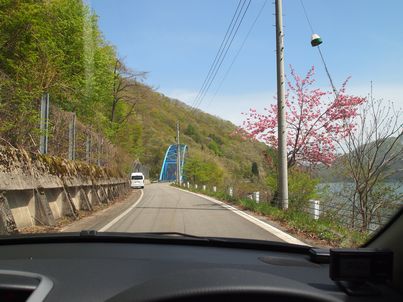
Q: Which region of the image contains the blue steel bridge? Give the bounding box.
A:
[159,144,188,182]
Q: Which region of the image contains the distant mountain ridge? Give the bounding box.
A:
[315,136,403,182]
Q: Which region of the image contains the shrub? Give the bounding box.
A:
[207,140,223,156]
[267,167,318,211]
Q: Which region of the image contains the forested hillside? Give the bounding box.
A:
[0,0,123,144]
[0,0,271,184]
[132,90,271,182]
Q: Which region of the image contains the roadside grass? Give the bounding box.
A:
[173,184,369,247]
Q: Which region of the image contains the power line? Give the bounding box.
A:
[192,0,252,111]
[299,0,338,96]
[206,0,267,108]
[317,46,338,96]
[193,0,252,110]
[193,0,250,111]
[299,0,314,34]
[190,0,244,109]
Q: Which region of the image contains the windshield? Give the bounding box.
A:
[0,0,401,248]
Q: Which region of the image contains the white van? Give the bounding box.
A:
[130,172,145,189]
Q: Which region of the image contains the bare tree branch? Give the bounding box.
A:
[110,58,147,123]
[338,98,402,230]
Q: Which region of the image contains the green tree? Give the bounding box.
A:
[184,124,201,143]
[184,124,196,136]
[207,140,222,156]
[0,0,119,146]
[208,133,223,145]
[183,157,223,185]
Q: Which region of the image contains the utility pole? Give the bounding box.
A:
[176,121,182,186]
[275,0,288,210]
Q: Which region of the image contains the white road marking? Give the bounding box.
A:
[174,187,308,246]
[99,189,144,232]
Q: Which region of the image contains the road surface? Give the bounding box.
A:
[64,183,289,242]
[109,183,284,241]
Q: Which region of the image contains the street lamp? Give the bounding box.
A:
[311,34,323,47]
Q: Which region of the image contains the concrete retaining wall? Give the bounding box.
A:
[0,173,129,234]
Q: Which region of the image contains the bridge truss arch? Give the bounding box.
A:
[159,144,188,182]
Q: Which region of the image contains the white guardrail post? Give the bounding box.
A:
[228,187,233,197]
[213,186,216,192]
[253,192,260,203]
[309,199,320,220]
[202,185,206,191]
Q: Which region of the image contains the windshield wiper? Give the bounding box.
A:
[79,230,205,239]
[0,231,309,254]
[95,231,311,251]
[130,232,206,239]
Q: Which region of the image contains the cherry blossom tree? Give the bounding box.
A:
[240,66,366,168]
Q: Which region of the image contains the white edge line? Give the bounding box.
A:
[99,189,144,232]
[174,187,308,246]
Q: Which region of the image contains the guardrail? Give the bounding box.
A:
[303,200,398,232]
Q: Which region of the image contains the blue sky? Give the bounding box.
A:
[89,0,403,125]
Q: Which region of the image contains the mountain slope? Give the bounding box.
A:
[0,0,270,186]
[315,136,403,182]
[128,85,270,182]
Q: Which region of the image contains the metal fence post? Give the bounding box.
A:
[39,93,50,154]
[86,133,91,163]
[97,141,100,166]
[68,113,76,160]
[97,137,103,166]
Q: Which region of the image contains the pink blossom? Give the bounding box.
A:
[237,66,366,167]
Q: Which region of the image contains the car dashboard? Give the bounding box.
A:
[0,235,401,302]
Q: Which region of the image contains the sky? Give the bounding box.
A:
[89,0,403,125]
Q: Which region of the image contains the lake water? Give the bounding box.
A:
[318,182,403,200]
[315,182,402,232]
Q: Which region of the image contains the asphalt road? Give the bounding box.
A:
[103,183,283,242]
